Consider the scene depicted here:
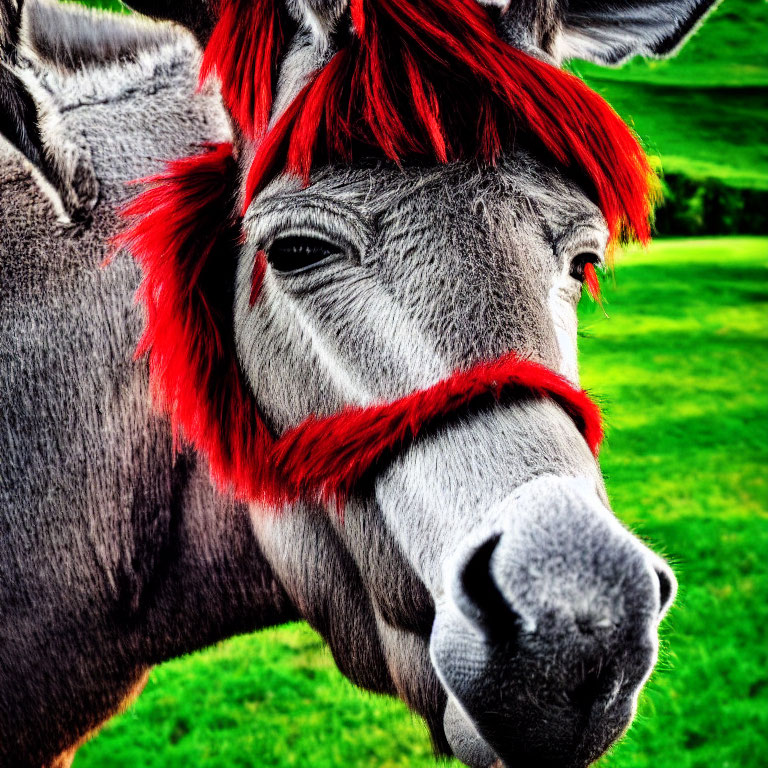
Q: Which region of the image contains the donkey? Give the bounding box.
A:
[0,0,715,766]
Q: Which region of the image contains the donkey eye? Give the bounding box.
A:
[266,235,344,274]
[569,252,600,282]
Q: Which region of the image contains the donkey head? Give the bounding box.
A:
[119,0,714,765]
[236,160,671,768]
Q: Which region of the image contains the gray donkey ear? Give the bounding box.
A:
[555,0,721,65]
[120,0,215,44]
[2,0,98,223]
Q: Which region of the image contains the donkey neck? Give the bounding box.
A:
[134,450,299,665]
[0,26,297,684]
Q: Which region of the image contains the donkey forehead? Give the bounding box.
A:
[237,157,609,401]
[245,157,609,253]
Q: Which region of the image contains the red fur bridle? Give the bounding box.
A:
[271,354,603,506]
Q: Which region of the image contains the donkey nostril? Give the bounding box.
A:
[575,616,595,636]
[654,563,676,617]
[455,534,521,641]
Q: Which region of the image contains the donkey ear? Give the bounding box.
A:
[22,0,179,71]
[556,0,721,65]
[1,0,99,223]
[120,0,215,44]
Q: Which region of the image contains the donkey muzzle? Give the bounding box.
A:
[430,476,676,768]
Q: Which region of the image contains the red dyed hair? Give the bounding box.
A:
[200,0,289,138]
[201,0,656,242]
[584,262,602,301]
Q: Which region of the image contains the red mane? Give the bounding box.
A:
[116,144,281,499]
[202,0,657,243]
[200,0,289,138]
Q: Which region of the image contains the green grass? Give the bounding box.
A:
[75,237,768,767]
[76,626,441,768]
[586,81,767,190]
[578,237,768,766]
[572,0,768,189]
[64,0,128,13]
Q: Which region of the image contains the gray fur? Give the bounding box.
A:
[0,23,295,768]
[0,0,20,53]
[285,0,348,42]
[22,0,181,72]
[0,1,709,766]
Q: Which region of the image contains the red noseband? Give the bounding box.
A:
[271,353,603,506]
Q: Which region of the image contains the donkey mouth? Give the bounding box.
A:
[441,692,634,768]
[435,610,648,768]
[429,476,673,768]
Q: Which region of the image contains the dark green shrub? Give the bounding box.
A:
[655,174,768,235]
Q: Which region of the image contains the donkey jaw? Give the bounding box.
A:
[427,476,675,768]
[442,695,501,768]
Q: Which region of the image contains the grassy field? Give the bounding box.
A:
[75,236,768,768]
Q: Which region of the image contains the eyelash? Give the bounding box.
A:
[569,253,603,301]
[265,235,344,274]
[583,261,601,300]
